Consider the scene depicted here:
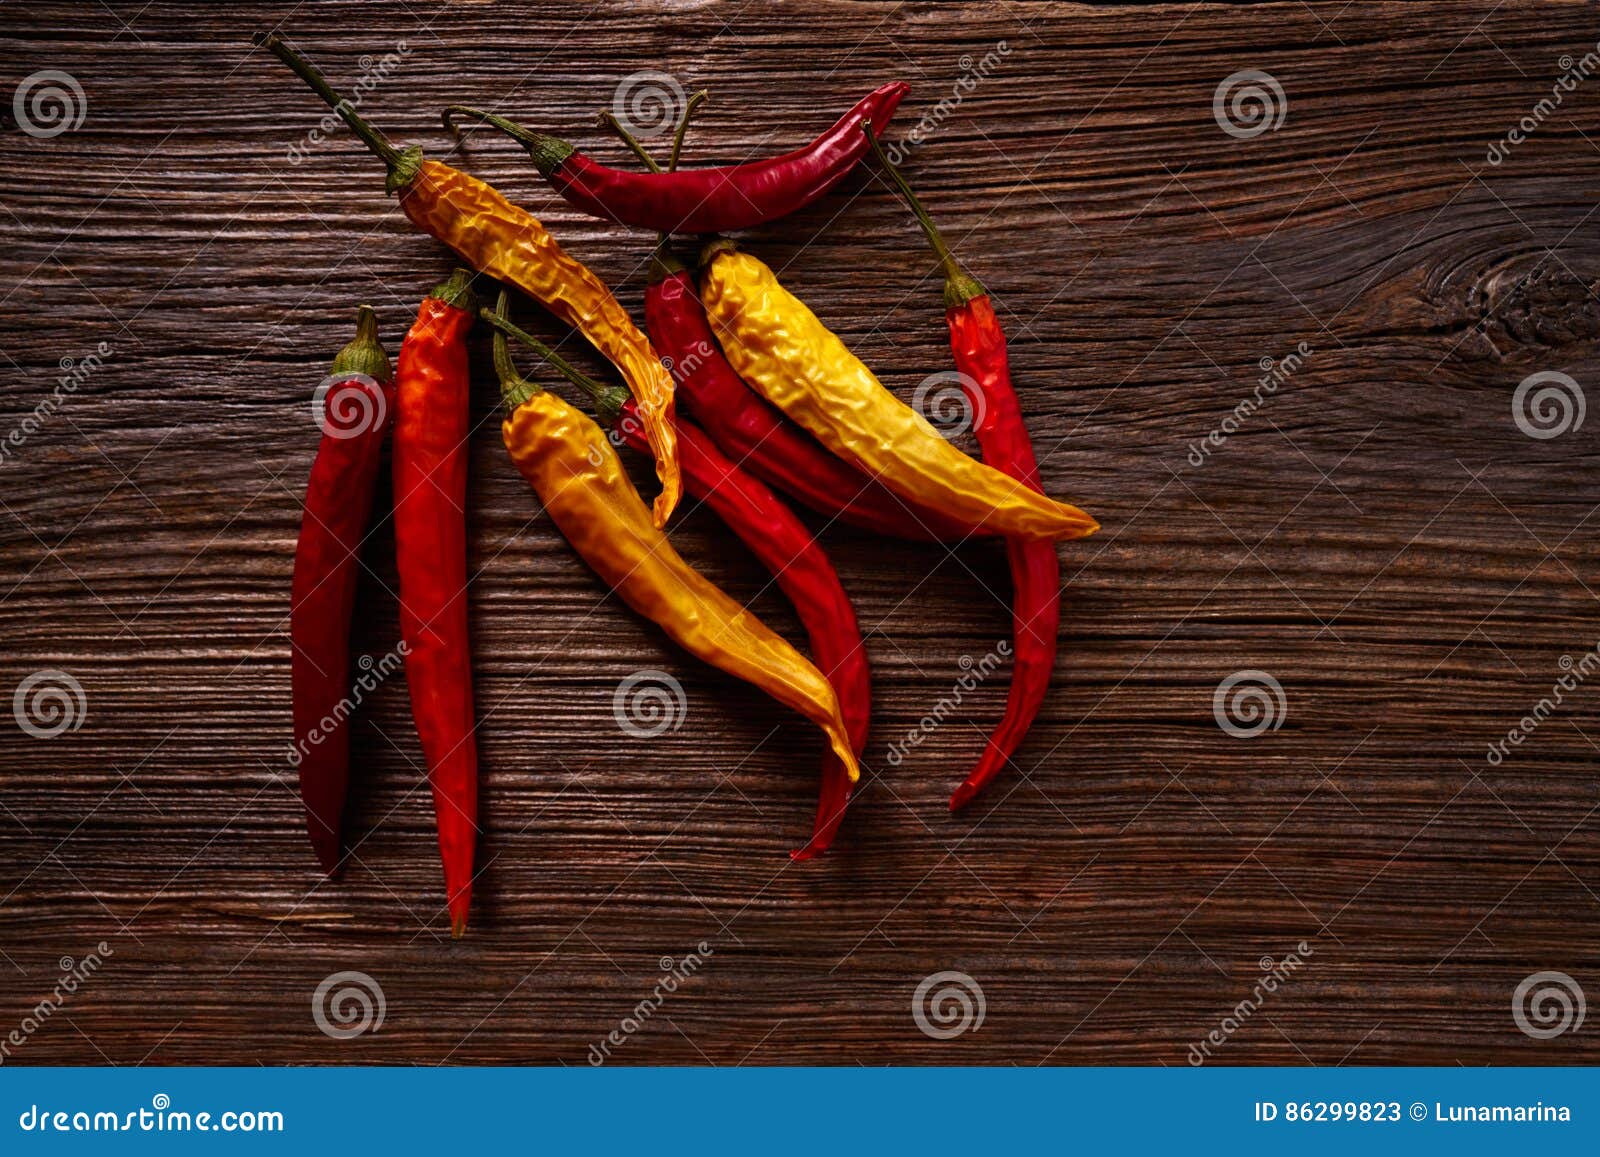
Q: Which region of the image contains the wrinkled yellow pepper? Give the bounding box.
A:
[500,382,860,785]
[700,241,1098,543]
[404,162,679,528]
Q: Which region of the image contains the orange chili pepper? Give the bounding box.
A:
[257,33,680,527]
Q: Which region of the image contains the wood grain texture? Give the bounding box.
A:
[1,0,1598,1066]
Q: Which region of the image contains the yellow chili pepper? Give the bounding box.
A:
[259,33,680,528]
[699,240,1098,542]
[494,338,860,786]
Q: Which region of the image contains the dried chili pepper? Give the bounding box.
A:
[394,269,478,935]
[485,297,868,856]
[586,105,977,543]
[699,240,1100,542]
[256,33,680,527]
[865,127,1064,810]
[442,81,909,235]
[647,244,980,542]
[291,306,393,874]
[493,317,861,793]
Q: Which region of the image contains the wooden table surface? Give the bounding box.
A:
[2,0,1597,1066]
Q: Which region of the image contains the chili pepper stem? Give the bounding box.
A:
[329,304,393,381]
[481,303,629,428]
[441,105,576,176]
[486,291,542,414]
[430,267,477,312]
[862,120,985,310]
[254,32,423,193]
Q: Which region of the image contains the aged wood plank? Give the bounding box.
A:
[0,0,1597,1066]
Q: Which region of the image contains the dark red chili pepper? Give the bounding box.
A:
[484,299,869,857]
[646,246,981,543]
[865,127,1064,811]
[291,306,393,874]
[443,81,909,235]
[393,269,479,933]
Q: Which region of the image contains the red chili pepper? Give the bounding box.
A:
[484,301,868,856]
[444,82,909,235]
[393,269,479,934]
[646,247,981,542]
[291,306,394,874]
[865,128,1065,811]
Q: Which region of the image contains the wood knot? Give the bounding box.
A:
[1461,255,1600,362]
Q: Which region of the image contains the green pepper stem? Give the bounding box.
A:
[597,110,662,173]
[479,305,628,429]
[668,89,709,173]
[254,32,422,193]
[487,291,541,414]
[862,119,985,309]
[441,106,575,177]
[329,304,393,382]
[430,267,477,312]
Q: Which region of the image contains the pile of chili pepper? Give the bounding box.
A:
[268,34,1098,934]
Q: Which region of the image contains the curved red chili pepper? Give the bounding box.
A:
[626,408,870,857]
[645,251,981,542]
[863,128,1067,811]
[945,295,1060,811]
[291,306,394,874]
[393,269,479,934]
[483,301,869,856]
[445,82,908,234]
